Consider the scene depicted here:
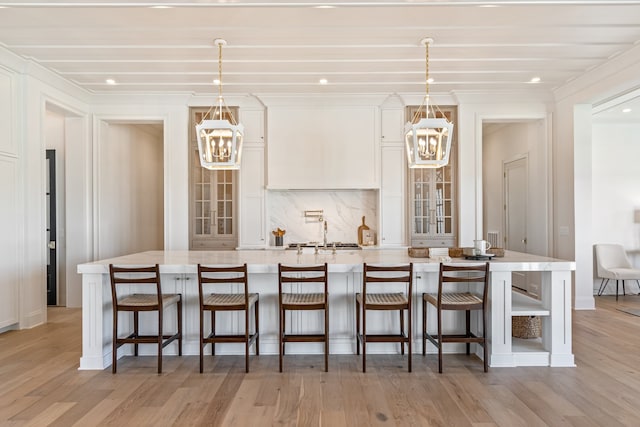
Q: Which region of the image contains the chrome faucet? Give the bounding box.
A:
[323,220,328,249]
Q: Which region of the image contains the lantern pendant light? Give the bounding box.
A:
[196,38,244,170]
[405,38,453,169]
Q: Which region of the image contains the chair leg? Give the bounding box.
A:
[422,295,427,356]
[437,306,443,374]
[597,278,609,296]
[211,311,216,356]
[623,280,626,297]
[245,306,250,374]
[112,311,118,374]
[134,311,139,356]
[158,309,163,374]
[483,307,488,373]
[199,308,204,373]
[279,308,284,372]
[356,297,361,356]
[177,298,183,356]
[616,280,619,301]
[255,298,260,356]
[407,305,412,373]
[324,304,329,373]
[362,307,367,373]
[465,310,471,355]
[400,308,405,355]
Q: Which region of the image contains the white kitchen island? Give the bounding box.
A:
[77,249,575,370]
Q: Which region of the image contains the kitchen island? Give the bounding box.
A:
[77,249,575,370]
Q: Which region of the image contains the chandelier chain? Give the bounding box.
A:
[425,41,429,98]
[218,41,223,101]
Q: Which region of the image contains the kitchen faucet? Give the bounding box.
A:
[323,220,328,249]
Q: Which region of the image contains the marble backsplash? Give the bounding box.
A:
[268,190,378,246]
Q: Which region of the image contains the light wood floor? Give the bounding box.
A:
[2,296,640,426]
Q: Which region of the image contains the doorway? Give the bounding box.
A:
[482,119,550,298]
[504,156,528,291]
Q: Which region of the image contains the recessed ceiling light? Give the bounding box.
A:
[319,78,328,85]
[530,76,541,83]
[623,108,632,113]
[105,78,116,85]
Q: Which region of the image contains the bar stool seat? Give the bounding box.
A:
[282,292,325,306]
[203,293,259,307]
[119,294,181,307]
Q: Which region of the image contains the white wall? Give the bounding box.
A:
[483,121,549,256]
[97,123,164,259]
[592,121,640,280]
[0,65,20,330]
[554,43,640,309]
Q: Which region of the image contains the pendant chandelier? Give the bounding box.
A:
[196,38,244,170]
[405,38,453,169]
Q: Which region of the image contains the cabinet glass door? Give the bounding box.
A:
[190,107,238,250]
[407,105,457,247]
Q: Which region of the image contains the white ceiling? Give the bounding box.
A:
[1,0,640,103]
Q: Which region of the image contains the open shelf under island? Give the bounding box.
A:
[77,249,575,370]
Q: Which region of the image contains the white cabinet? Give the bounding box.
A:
[239,145,266,248]
[241,109,264,143]
[380,145,406,246]
[381,108,404,142]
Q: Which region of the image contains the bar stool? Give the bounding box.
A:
[278,263,329,372]
[109,264,182,374]
[423,262,489,373]
[197,264,259,373]
[356,263,413,373]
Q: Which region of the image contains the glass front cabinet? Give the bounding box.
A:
[189,107,238,250]
[407,105,457,247]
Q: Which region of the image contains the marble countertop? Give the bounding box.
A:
[78,248,575,274]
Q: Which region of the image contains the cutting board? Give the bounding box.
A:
[357,216,370,246]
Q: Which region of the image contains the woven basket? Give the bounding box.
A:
[512,316,541,339]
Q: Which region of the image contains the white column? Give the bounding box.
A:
[544,270,576,367]
[488,271,514,367]
[79,273,111,370]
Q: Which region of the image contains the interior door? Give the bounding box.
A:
[504,157,527,291]
[46,149,57,305]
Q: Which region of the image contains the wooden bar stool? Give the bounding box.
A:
[197,264,259,373]
[356,263,413,373]
[278,263,329,372]
[423,262,489,373]
[109,264,182,374]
